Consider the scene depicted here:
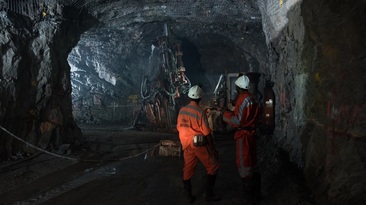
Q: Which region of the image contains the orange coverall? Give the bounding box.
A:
[177,101,219,180]
[223,91,259,178]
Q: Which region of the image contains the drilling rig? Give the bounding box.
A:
[133,23,191,130]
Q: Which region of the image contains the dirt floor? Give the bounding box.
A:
[0,125,317,205]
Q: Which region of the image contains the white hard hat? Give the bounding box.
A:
[235,75,250,89]
[188,85,203,99]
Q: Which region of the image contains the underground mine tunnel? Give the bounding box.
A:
[0,0,365,204]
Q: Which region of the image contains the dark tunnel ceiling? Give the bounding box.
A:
[68,0,269,104]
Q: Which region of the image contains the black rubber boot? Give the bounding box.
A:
[242,177,256,205]
[253,173,262,202]
[203,174,221,201]
[183,179,195,204]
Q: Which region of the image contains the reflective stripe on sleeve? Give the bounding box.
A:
[238,96,254,122]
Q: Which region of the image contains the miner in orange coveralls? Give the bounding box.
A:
[223,75,261,204]
[177,85,220,203]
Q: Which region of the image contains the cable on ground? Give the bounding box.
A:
[0,125,159,164]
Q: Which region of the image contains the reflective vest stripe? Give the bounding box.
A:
[179,110,200,121]
[186,104,202,112]
[179,106,210,128]
[236,96,256,125]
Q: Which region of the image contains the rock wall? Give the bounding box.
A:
[259,0,366,204]
[0,4,96,160]
[259,0,306,165]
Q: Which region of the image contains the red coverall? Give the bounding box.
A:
[177,101,219,180]
[223,91,259,178]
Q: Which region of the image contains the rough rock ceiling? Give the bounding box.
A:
[76,0,267,63]
[85,0,261,25]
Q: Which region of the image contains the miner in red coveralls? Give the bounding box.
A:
[223,75,261,204]
[177,85,220,203]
